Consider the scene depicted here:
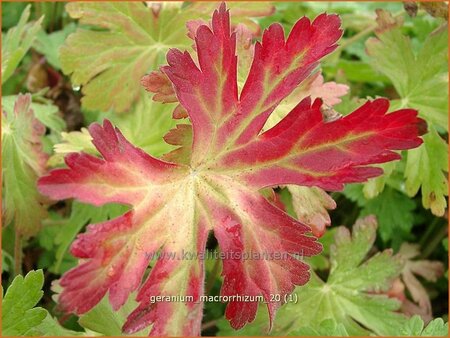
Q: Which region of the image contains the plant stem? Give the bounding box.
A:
[419,217,440,247]
[14,230,23,276]
[421,222,448,259]
[335,10,405,53]
[201,319,218,332]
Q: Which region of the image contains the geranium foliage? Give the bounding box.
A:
[2,94,48,238]
[60,1,273,113]
[37,4,426,335]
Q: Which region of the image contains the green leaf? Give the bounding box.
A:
[1,5,43,85]
[60,2,273,113]
[34,314,83,336]
[400,315,448,336]
[60,2,192,113]
[367,16,448,131]
[78,293,149,336]
[421,318,448,337]
[2,95,65,133]
[1,249,14,273]
[2,270,47,336]
[323,59,391,84]
[2,94,48,237]
[2,270,84,336]
[362,161,397,199]
[1,2,28,30]
[366,14,448,215]
[290,319,349,336]
[218,217,406,336]
[405,126,448,216]
[33,23,77,70]
[345,185,416,242]
[107,93,177,157]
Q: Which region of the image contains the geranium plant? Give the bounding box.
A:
[36,3,425,336]
[1,2,448,337]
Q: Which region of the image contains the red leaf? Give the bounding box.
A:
[38,3,424,336]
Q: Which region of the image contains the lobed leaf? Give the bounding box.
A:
[61,1,273,113]
[218,217,407,336]
[1,5,43,84]
[398,243,445,317]
[2,94,49,238]
[405,127,448,216]
[2,270,82,336]
[2,270,47,336]
[366,10,448,215]
[39,4,425,335]
[345,185,417,243]
[400,315,448,336]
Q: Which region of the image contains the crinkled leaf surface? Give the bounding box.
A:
[40,5,424,336]
[2,94,48,238]
[61,1,273,113]
[218,217,407,336]
[366,10,448,215]
[1,5,42,84]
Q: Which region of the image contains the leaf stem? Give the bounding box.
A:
[419,217,440,247]
[14,230,23,276]
[335,10,405,53]
[201,319,218,332]
[420,222,448,259]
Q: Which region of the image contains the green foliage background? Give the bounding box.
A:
[1,1,448,336]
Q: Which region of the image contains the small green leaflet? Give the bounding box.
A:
[1,5,43,84]
[78,293,149,336]
[366,10,448,215]
[2,270,46,336]
[218,217,406,336]
[2,270,81,336]
[34,314,83,336]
